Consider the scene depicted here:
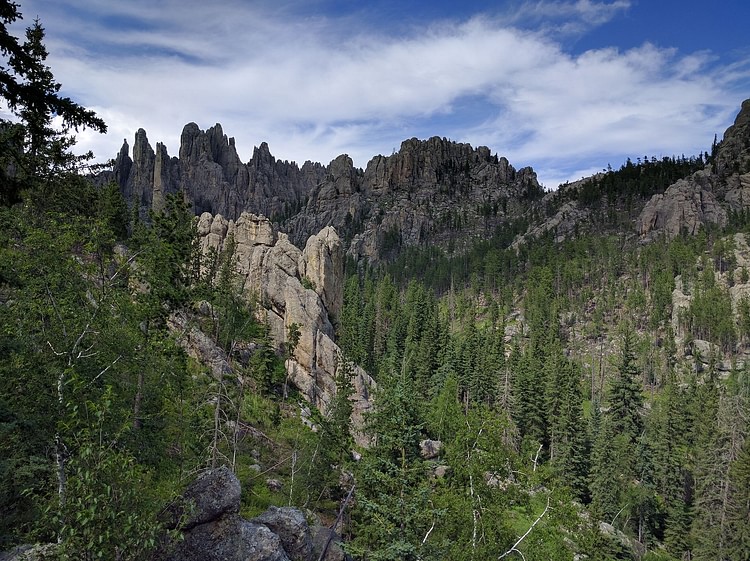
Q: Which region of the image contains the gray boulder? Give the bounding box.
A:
[162,465,240,531]
[420,439,442,459]
[155,467,336,561]
[167,514,291,561]
[311,524,350,561]
[253,507,313,561]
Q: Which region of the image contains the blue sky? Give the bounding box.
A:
[6,0,750,189]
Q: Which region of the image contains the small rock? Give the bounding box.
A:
[420,439,442,459]
[433,465,451,479]
[267,478,283,492]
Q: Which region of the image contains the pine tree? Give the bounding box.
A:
[608,328,644,443]
[0,11,105,206]
[350,370,434,561]
[725,437,750,560]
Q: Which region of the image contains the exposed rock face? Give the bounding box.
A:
[162,465,241,531]
[637,171,727,239]
[196,212,373,441]
[97,123,325,222]
[284,136,543,260]
[419,439,443,460]
[156,466,345,561]
[103,126,543,261]
[716,98,750,179]
[253,507,313,561]
[637,98,750,240]
[513,200,590,248]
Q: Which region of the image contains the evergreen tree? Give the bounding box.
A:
[609,328,644,443]
[725,437,750,560]
[350,370,434,561]
[0,9,105,206]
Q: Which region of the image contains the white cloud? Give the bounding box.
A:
[14,0,750,188]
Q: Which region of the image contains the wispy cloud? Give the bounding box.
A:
[16,0,750,188]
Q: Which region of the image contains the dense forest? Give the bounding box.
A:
[1,3,749,560]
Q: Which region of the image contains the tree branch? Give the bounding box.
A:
[498,495,551,560]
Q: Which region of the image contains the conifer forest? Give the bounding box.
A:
[1,2,749,560]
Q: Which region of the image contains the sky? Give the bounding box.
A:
[5,0,750,189]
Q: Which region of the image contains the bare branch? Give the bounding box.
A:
[317,484,356,561]
[86,354,122,387]
[532,444,542,472]
[498,495,551,560]
[47,340,65,356]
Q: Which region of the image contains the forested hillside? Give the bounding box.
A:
[1,2,749,560]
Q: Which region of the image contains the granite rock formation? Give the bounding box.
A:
[637,99,750,240]
[101,126,543,262]
[155,466,345,561]
[97,124,325,224]
[196,212,373,441]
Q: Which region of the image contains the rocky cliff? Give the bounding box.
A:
[194,212,373,441]
[98,124,326,225]
[101,98,750,259]
[101,126,543,262]
[637,99,750,240]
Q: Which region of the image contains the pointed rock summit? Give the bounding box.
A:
[101,124,544,262]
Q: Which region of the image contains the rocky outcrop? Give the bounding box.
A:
[637,171,727,239]
[103,126,543,262]
[253,507,313,561]
[513,200,590,248]
[196,212,373,441]
[715,98,750,180]
[156,466,345,561]
[637,98,750,240]
[98,123,325,222]
[285,136,543,260]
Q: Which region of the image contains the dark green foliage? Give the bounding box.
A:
[0,7,105,207]
[570,154,706,214]
[350,370,434,561]
[726,437,750,560]
[686,278,736,351]
[608,328,644,442]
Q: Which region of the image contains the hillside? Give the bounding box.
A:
[2,8,750,558]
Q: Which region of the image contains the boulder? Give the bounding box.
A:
[311,524,350,561]
[420,439,443,459]
[253,507,313,561]
[166,514,291,561]
[162,465,241,531]
[156,468,324,561]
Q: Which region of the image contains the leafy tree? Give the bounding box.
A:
[297,355,356,508]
